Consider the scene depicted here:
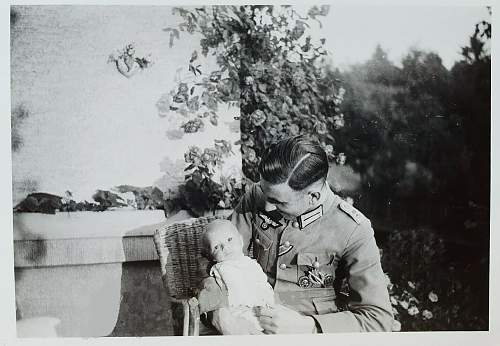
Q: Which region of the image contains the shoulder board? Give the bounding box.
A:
[338,201,364,225]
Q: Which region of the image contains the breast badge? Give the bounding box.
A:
[298,267,334,288]
[298,275,312,288]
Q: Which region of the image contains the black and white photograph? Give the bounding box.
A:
[2,0,495,343]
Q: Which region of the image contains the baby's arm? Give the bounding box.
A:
[198,277,228,314]
[197,259,228,314]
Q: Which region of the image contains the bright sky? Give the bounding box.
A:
[322,5,490,70]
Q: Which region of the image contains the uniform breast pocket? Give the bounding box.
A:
[297,252,336,288]
[253,230,273,270]
[312,295,339,314]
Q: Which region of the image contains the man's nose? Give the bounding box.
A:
[265,201,277,212]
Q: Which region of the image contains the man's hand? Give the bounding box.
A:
[255,304,317,334]
[212,308,264,335]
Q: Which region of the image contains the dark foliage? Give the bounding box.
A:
[14,193,63,214]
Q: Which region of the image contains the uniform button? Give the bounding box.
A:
[284,241,291,247]
[279,263,287,270]
[292,221,300,228]
[313,261,320,269]
[255,238,261,244]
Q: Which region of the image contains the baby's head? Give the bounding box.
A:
[201,219,244,262]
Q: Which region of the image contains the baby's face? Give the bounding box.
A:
[205,223,244,262]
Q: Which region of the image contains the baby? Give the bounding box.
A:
[200,219,275,335]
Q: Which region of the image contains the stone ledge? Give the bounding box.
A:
[13,210,187,268]
[14,234,159,268]
[13,210,169,241]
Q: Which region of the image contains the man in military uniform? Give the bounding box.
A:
[230,135,393,333]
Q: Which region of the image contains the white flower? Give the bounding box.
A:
[409,296,420,304]
[390,297,398,306]
[422,310,433,320]
[338,87,346,97]
[428,291,439,303]
[399,301,409,310]
[408,281,415,289]
[244,6,253,16]
[333,114,345,129]
[345,197,354,205]
[392,307,399,315]
[260,11,273,26]
[324,144,334,155]
[391,319,401,332]
[336,153,346,165]
[408,306,419,316]
[286,50,301,63]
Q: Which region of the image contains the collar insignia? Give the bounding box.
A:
[297,205,323,229]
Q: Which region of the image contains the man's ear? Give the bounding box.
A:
[309,190,321,205]
[307,179,324,205]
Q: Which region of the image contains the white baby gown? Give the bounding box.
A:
[210,256,275,334]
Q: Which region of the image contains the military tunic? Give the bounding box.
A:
[230,183,393,333]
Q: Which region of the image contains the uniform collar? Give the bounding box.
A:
[292,186,338,230]
[256,182,339,230]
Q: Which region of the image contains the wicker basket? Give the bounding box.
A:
[153,215,227,335]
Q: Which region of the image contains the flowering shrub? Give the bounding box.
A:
[181,118,205,133]
[162,5,346,182]
[385,274,441,331]
[382,228,488,331]
[164,139,244,217]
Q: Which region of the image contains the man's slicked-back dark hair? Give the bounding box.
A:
[258,135,328,191]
